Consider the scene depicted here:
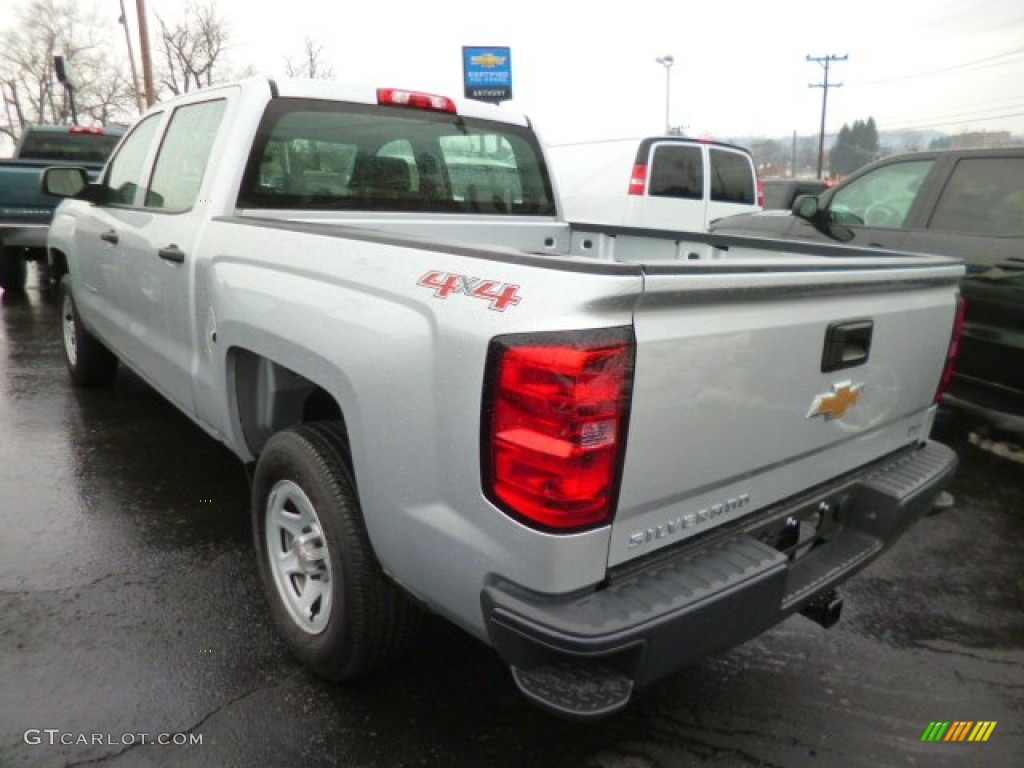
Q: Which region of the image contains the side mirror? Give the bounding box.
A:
[42,166,111,205]
[42,166,89,198]
[792,194,820,220]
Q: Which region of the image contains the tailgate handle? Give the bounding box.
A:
[822,320,873,372]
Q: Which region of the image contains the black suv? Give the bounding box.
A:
[710,147,1024,415]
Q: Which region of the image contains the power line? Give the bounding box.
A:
[882,110,1024,132]
[807,54,847,179]
[851,47,1024,87]
[883,101,1024,127]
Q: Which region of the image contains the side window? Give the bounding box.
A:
[146,99,227,211]
[929,157,1024,236]
[649,145,703,199]
[105,114,162,206]
[830,160,933,229]
[709,149,755,204]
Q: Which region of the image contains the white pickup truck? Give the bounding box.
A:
[45,79,962,718]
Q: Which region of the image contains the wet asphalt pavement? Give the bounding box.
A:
[2,272,1022,767]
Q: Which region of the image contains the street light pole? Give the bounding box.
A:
[655,55,674,134]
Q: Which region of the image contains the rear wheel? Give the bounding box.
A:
[253,421,422,679]
[60,275,118,387]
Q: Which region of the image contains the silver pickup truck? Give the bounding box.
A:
[44,78,962,718]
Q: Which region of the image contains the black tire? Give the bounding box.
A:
[253,421,422,680]
[0,247,27,294]
[59,275,118,387]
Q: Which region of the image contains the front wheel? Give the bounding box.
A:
[252,421,422,680]
[60,275,118,387]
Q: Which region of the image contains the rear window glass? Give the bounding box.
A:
[238,98,555,215]
[929,157,1024,236]
[18,130,122,164]
[709,148,755,204]
[648,144,703,200]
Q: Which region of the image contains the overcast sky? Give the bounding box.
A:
[12,0,1024,144]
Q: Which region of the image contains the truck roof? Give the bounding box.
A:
[148,77,532,128]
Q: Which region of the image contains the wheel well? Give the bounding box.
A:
[231,349,346,458]
[48,248,69,284]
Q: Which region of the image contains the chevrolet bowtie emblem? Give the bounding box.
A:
[807,381,864,421]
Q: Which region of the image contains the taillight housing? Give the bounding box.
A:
[628,164,648,196]
[756,178,765,207]
[483,328,634,532]
[935,295,967,403]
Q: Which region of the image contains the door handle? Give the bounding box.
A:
[100,230,119,245]
[158,245,185,264]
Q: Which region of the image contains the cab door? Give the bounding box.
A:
[69,112,165,356]
[113,97,229,414]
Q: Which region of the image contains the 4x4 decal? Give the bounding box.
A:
[417,271,522,311]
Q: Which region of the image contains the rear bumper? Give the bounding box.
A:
[483,440,956,693]
[0,224,49,250]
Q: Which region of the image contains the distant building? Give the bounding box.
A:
[949,131,1014,149]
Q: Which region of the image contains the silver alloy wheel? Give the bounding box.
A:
[265,479,334,634]
[62,291,78,368]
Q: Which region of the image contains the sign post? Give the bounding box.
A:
[462,46,512,104]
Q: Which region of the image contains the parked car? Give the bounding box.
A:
[546,136,761,231]
[760,177,828,209]
[709,147,1024,415]
[0,123,125,293]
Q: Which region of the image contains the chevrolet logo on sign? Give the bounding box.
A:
[471,53,507,68]
[807,381,864,421]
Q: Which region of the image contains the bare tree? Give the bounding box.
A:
[0,0,136,143]
[284,36,335,80]
[155,1,229,97]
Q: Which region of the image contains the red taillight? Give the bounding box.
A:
[69,125,104,134]
[756,178,765,207]
[484,329,634,532]
[935,295,967,403]
[628,164,647,195]
[377,88,457,114]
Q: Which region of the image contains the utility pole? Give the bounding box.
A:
[136,0,157,107]
[807,54,847,180]
[119,0,144,114]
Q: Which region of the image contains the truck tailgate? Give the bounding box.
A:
[610,257,962,566]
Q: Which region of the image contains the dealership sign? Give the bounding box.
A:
[462,46,512,103]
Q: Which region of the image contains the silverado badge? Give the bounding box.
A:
[807,381,864,421]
